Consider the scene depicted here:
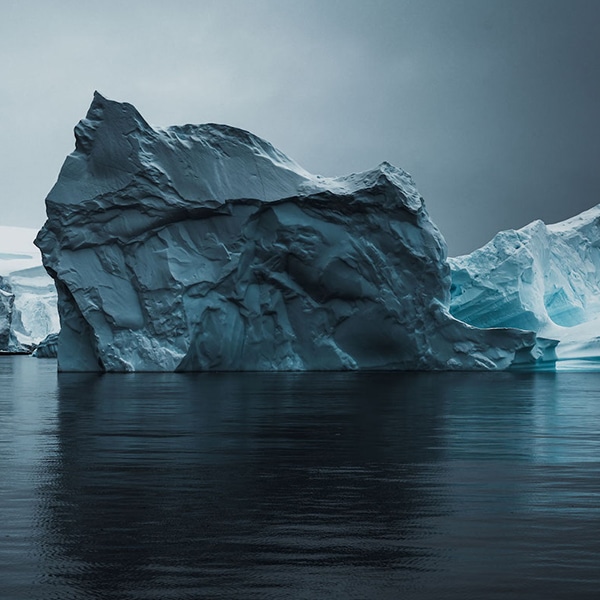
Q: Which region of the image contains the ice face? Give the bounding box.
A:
[0,277,18,351]
[36,93,539,372]
[32,332,58,358]
[0,226,59,352]
[449,206,600,369]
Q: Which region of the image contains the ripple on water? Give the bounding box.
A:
[0,359,599,599]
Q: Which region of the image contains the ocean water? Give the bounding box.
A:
[1,356,599,599]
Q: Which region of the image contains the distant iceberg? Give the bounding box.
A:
[35,93,541,372]
[0,226,59,353]
[32,332,59,358]
[450,206,600,370]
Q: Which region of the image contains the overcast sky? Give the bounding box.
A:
[2,0,599,255]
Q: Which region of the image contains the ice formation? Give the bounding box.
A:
[0,226,59,352]
[0,276,20,352]
[450,206,600,369]
[32,332,59,358]
[35,93,540,372]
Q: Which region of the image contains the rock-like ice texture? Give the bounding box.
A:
[36,92,540,372]
[450,206,600,369]
[0,226,59,351]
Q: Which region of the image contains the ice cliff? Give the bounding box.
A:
[35,92,540,372]
[450,206,600,369]
[0,226,59,352]
[0,275,20,351]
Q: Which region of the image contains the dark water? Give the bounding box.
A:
[1,357,599,599]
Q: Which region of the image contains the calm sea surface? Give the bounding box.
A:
[1,356,599,599]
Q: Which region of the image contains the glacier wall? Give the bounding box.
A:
[450,206,600,369]
[0,276,20,351]
[0,226,59,352]
[35,93,539,372]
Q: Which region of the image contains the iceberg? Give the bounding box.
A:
[36,93,540,372]
[0,276,21,352]
[0,226,59,352]
[450,206,600,369]
[32,332,59,358]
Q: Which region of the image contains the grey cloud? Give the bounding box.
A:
[1,0,599,254]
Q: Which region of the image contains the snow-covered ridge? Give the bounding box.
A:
[36,92,541,372]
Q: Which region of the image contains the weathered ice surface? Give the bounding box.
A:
[0,276,20,351]
[0,226,59,352]
[36,93,538,372]
[450,206,600,369]
[32,332,59,358]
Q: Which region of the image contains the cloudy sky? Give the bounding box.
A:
[2,0,599,255]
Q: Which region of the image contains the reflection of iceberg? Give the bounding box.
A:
[450,206,600,369]
[0,226,59,352]
[40,371,447,597]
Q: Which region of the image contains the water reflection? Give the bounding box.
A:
[42,372,454,599]
[1,359,599,599]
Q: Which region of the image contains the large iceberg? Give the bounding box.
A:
[35,93,540,372]
[450,206,600,369]
[0,226,59,352]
